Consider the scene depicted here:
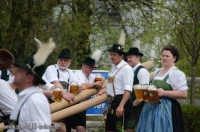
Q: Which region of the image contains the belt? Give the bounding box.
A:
[107,94,114,104]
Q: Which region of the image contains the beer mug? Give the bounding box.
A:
[141,85,149,102]
[148,85,160,104]
[70,81,78,95]
[134,84,143,101]
[95,73,103,82]
[53,87,62,102]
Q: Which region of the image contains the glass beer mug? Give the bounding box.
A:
[70,81,78,95]
[141,85,149,102]
[53,87,62,102]
[148,85,160,104]
[95,73,103,82]
[134,84,143,101]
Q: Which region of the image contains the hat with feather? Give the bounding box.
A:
[0,49,14,70]
[13,38,56,84]
[82,49,102,68]
[106,29,126,54]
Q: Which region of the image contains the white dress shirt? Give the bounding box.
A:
[9,87,51,132]
[74,70,95,84]
[106,60,133,97]
[0,79,17,116]
[154,67,188,90]
[39,76,54,90]
[133,63,150,85]
[44,64,78,90]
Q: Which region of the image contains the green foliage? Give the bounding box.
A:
[182,105,200,132]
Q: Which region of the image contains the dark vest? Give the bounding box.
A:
[1,70,9,81]
[131,65,145,101]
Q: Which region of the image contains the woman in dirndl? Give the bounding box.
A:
[136,45,188,132]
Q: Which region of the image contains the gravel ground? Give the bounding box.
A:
[71,121,103,132]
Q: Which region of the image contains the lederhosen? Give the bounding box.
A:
[54,65,70,91]
[1,70,19,94]
[106,64,133,132]
[127,65,147,129]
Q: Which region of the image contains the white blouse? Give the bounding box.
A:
[154,67,188,90]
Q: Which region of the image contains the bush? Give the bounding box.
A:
[182,105,200,132]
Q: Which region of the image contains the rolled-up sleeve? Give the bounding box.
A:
[44,65,58,83]
[167,70,188,90]
[122,65,133,92]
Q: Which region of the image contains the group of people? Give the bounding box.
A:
[0,39,188,132]
[97,44,188,132]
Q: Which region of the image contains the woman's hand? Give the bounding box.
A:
[157,88,165,97]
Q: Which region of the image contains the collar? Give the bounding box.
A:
[132,63,142,71]
[112,60,127,69]
[80,69,91,81]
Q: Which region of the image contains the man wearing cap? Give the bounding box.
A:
[65,57,104,132]
[8,56,52,132]
[126,47,150,132]
[97,44,133,132]
[44,48,78,101]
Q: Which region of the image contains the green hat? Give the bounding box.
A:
[82,57,96,68]
[126,47,143,57]
[58,48,72,59]
[106,44,125,54]
[13,55,46,84]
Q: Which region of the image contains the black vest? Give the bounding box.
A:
[1,70,9,81]
[131,65,145,101]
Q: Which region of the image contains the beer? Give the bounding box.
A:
[70,81,78,95]
[141,85,149,102]
[95,77,103,82]
[148,85,160,104]
[54,87,62,102]
[95,73,103,82]
[134,84,143,101]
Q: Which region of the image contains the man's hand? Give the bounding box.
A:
[96,89,106,96]
[116,106,124,117]
[62,92,75,101]
[95,81,104,89]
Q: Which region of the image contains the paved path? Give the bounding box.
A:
[178,99,200,106]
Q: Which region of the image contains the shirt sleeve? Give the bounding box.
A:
[167,70,188,90]
[122,65,134,92]
[74,71,86,85]
[44,65,58,83]
[42,76,54,90]
[137,68,150,85]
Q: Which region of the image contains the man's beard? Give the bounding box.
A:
[57,63,69,70]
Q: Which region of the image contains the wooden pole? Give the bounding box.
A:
[50,88,98,113]
[142,60,154,70]
[51,93,107,122]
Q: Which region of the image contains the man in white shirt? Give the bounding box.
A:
[44,48,78,101]
[97,44,133,132]
[8,38,54,132]
[126,47,150,132]
[0,79,17,126]
[65,57,103,132]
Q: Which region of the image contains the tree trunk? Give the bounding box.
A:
[190,65,196,104]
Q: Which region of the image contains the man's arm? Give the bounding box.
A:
[116,90,131,117]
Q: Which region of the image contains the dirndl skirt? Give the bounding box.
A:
[136,97,184,132]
